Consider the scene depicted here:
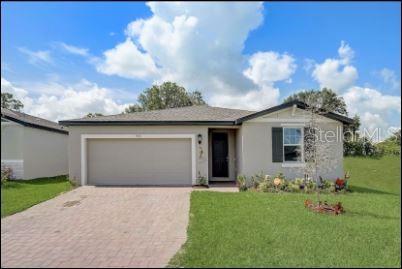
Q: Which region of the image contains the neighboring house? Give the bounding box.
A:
[1,108,69,179]
[59,101,353,186]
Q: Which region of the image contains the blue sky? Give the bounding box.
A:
[1,2,400,138]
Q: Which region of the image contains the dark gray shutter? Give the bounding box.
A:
[272,127,283,162]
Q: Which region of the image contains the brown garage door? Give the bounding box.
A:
[87,138,192,186]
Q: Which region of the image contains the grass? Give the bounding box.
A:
[1,175,74,217]
[169,155,401,268]
[377,139,400,156]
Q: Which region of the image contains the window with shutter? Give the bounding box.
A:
[283,127,303,162]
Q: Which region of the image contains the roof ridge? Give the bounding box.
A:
[70,104,212,121]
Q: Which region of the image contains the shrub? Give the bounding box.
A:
[239,172,344,194]
[236,175,248,192]
[250,172,265,189]
[257,180,271,192]
[287,182,301,193]
[1,166,13,184]
[196,175,207,186]
[344,137,383,157]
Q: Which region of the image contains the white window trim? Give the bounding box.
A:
[80,134,197,186]
[282,127,304,165]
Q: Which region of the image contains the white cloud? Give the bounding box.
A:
[212,51,296,110]
[59,42,89,56]
[98,2,264,95]
[97,2,297,111]
[312,41,358,91]
[1,77,33,109]
[243,51,296,85]
[379,68,401,91]
[342,86,401,140]
[209,85,280,111]
[96,38,159,79]
[18,47,53,65]
[343,86,401,115]
[337,40,354,65]
[1,77,129,122]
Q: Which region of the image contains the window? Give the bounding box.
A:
[283,127,303,162]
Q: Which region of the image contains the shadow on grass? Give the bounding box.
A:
[349,185,398,196]
[346,210,400,220]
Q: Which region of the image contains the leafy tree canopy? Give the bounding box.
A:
[284,88,348,116]
[124,82,206,113]
[1,93,24,111]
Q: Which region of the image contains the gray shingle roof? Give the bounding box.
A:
[1,108,68,134]
[59,105,256,125]
[58,102,354,126]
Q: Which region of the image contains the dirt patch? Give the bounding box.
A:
[63,200,81,207]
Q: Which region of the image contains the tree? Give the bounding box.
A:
[1,93,24,111]
[300,92,342,201]
[392,129,401,146]
[344,115,361,141]
[124,82,206,113]
[86,113,104,118]
[284,88,348,116]
[188,91,206,106]
[124,104,144,113]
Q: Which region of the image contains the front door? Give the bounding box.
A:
[212,132,229,177]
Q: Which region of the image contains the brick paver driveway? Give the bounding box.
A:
[1,186,191,268]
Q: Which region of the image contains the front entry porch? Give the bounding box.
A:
[208,128,238,183]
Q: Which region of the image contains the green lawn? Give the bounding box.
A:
[1,175,73,217]
[169,156,401,268]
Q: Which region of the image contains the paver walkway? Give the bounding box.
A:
[1,186,191,268]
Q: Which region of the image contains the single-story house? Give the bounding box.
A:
[1,108,69,179]
[59,101,353,186]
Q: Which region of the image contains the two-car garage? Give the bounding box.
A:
[83,135,195,186]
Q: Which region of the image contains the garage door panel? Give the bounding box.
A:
[87,138,192,185]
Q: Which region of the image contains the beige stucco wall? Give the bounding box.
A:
[68,125,209,185]
[22,127,68,179]
[1,122,24,160]
[1,122,25,179]
[239,108,344,180]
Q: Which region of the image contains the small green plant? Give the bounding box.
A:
[237,172,346,194]
[250,171,265,189]
[237,175,248,192]
[1,166,13,185]
[257,180,271,192]
[196,172,208,186]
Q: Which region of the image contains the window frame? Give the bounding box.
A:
[282,127,304,163]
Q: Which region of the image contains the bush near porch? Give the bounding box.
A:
[169,155,400,267]
[236,172,347,193]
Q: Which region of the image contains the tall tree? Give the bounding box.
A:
[124,82,207,113]
[124,104,144,114]
[284,88,348,116]
[344,115,361,141]
[1,93,24,111]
